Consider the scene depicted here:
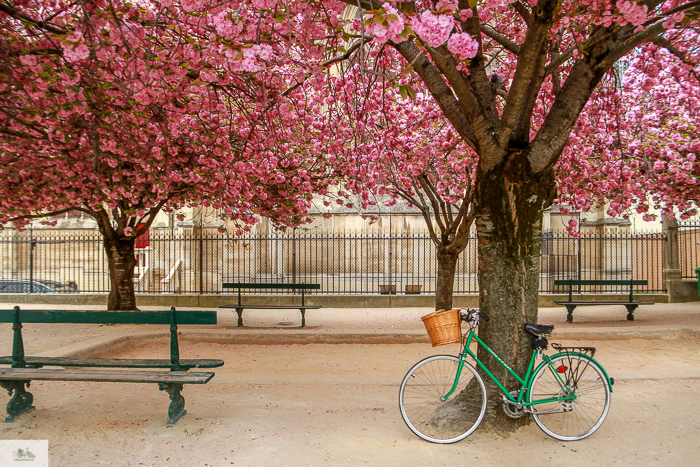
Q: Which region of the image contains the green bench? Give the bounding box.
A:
[0,306,223,426]
[221,283,321,327]
[554,279,654,323]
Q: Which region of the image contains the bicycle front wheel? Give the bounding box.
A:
[528,354,611,441]
[399,355,487,444]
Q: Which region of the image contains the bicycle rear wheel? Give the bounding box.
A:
[399,355,487,444]
[528,354,611,441]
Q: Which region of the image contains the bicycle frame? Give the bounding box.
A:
[443,328,576,407]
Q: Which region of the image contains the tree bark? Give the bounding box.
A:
[103,234,138,310]
[435,247,458,311]
[474,150,556,430]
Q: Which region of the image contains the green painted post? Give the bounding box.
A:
[169,307,181,371]
[12,306,26,368]
[696,266,700,296]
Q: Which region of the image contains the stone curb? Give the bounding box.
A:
[43,325,700,359]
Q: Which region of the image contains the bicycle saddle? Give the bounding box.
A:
[524,323,554,336]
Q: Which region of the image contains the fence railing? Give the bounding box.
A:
[0,230,669,295]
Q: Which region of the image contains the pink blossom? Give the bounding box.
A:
[459,9,473,22]
[663,12,685,30]
[617,1,648,27]
[364,3,406,45]
[64,43,90,62]
[181,0,204,13]
[411,10,454,48]
[214,12,243,39]
[447,33,479,60]
[251,0,276,9]
[19,55,37,66]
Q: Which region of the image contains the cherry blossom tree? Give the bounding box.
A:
[331,0,699,429]
[319,64,479,311]
[0,0,346,309]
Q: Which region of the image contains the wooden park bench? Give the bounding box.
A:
[554,279,654,323]
[0,306,223,426]
[220,282,321,327]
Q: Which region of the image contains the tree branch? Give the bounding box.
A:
[0,2,70,34]
[8,206,93,223]
[499,0,558,151]
[480,24,521,55]
[6,48,63,57]
[392,40,481,152]
[417,175,448,236]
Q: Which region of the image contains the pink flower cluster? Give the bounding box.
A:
[364,3,406,45]
[251,0,277,9]
[617,1,648,27]
[214,11,244,39]
[663,12,686,30]
[410,10,454,48]
[447,33,479,60]
[181,0,205,13]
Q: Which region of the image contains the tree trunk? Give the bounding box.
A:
[435,247,458,311]
[474,152,556,430]
[103,235,138,310]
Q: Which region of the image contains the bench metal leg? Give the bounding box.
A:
[0,381,35,422]
[236,308,244,327]
[300,309,306,328]
[565,305,576,323]
[159,383,186,426]
[625,304,639,321]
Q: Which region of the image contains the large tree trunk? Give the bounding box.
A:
[474,152,556,430]
[103,234,138,310]
[435,247,458,311]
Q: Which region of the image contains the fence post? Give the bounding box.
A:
[663,216,689,301]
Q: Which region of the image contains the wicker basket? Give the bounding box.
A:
[421,308,462,347]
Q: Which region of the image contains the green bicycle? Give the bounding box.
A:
[399,308,613,443]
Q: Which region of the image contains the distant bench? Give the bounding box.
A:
[554,279,654,323]
[220,283,321,327]
[0,306,223,426]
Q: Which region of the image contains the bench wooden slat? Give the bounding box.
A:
[553,279,648,286]
[0,356,224,369]
[554,301,654,306]
[223,283,320,290]
[0,309,217,325]
[0,368,214,384]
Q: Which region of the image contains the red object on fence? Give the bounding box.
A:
[134,225,149,249]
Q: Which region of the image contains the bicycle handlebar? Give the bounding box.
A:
[461,308,489,322]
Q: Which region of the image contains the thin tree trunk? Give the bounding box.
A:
[474,152,556,430]
[435,247,458,311]
[103,235,138,310]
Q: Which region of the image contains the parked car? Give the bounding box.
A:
[0,279,78,294]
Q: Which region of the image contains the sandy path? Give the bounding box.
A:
[1,338,699,466]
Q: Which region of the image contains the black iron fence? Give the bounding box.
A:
[680,220,700,279]
[0,229,670,295]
